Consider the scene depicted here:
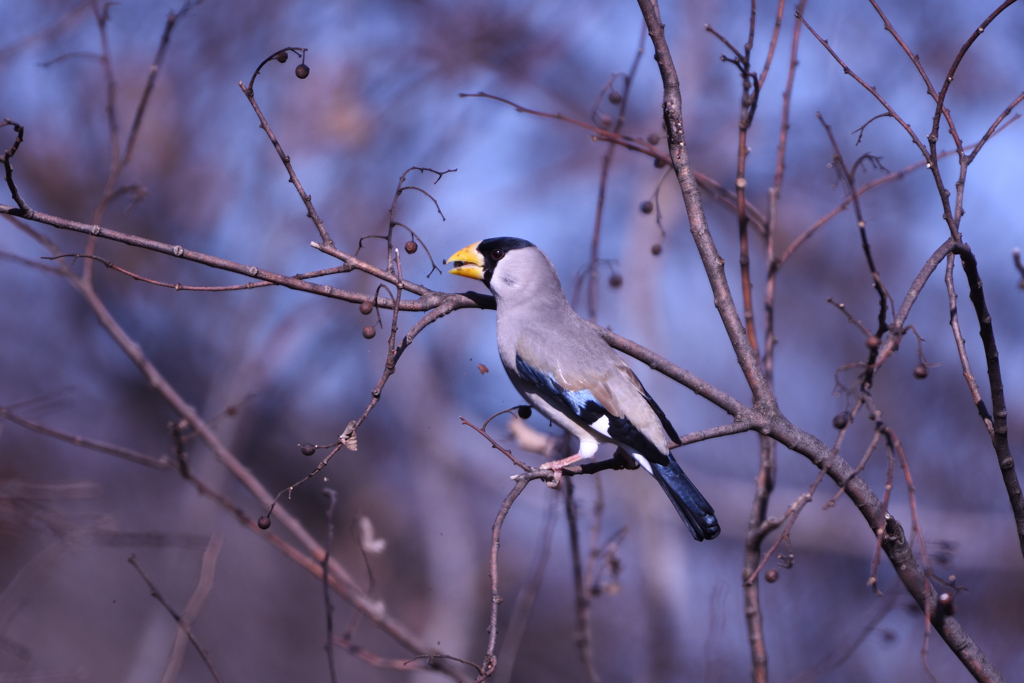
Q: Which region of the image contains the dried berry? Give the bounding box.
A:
[404,240,418,254]
[518,405,532,419]
[295,63,310,79]
[362,325,376,339]
[865,335,881,349]
[257,515,272,530]
[651,243,663,256]
[275,52,288,63]
[608,273,623,288]
[647,133,660,145]
[300,443,316,456]
[640,200,654,215]
[765,569,779,583]
[832,412,849,430]
[608,91,622,104]
[913,364,928,379]
[359,300,373,315]
[653,157,667,168]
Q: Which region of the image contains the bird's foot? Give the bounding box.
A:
[539,454,585,489]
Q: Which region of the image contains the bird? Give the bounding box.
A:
[446,237,720,541]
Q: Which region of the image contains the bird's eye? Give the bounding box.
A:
[491,248,505,261]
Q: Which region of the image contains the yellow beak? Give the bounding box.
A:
[446,241,485,280]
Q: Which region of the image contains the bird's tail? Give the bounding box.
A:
[649,457,720,541]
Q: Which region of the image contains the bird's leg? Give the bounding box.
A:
[538,440,599,488]
[612,446,641,470]
[539,453,584,488]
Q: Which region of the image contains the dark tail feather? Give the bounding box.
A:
[649,457,720,541]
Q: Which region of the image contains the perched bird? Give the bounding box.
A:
[447,237,720,541]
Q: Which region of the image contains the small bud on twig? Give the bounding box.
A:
[938,592,955,616]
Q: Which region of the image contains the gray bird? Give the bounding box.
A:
[447,237,720,541]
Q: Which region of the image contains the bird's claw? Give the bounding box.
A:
[538,454,583,489]
[542,466,563,488]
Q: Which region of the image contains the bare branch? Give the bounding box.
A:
[240,48,334,247]
[129,554,226,683]
[0,405,171,469]
[158,534,223,683]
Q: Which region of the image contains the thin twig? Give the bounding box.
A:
[0,405,171,469]
[742,436,774,683]
[585,27,645,322]
[872,238,956,368]
[322,489,339,683]
[129,554,226,683]
[565,478,600,683]
[884,427,938,680]
[494,492,559,683]
[45,252,354,291]
[954,244,1024,559]
[744,3,806,677]
[0,119,28,212]
[944,256,994,437]
[479,477,531,682]
[241,47,334,247]
[159,534,223,683]
[787,588,900,683]
[816,113,893,392]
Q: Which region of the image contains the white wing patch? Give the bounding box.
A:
[589,415,611,437]
[631,452,653,474]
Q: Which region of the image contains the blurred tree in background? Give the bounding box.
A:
[1,1,1022,682]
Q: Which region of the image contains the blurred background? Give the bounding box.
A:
[1,1,1022,681]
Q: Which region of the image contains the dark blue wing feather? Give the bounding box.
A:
[515,354,606,425]
[516,354,663,459]
[649,458,720,541]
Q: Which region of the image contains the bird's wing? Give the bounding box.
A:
[619,366,681,447]
[513,347,676,461]
[514,352,614,428]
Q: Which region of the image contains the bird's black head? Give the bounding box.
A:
[475,237,534,286]
[447,237,535,287]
